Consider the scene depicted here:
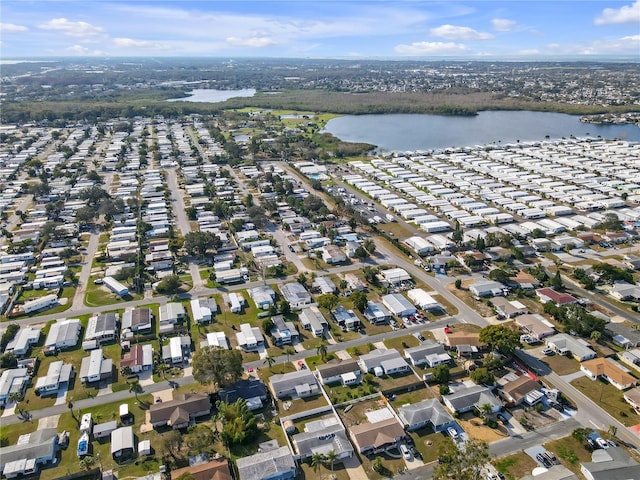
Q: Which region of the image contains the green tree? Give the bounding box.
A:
[362,238,376,255]
[156,274,181,294]
[162,430,184,461]
[433,438,489,480]
[311,452,327,480]
[284,347,296,364]
[192,346,244,391]
[479,324,521,355]
[128,380,144,401]
[183,231,221,258]
[350,290,368,313]
[279,300,291,316]
[317,293,340,310]
[316,340,328,360]
[326,450,338,473]
[551,270,563,290]
[470,368,495,386]
[217,399,258,445]
[590,330,602,343]
[455,279,462,289]
[432,365,451,384]
[263,355,276,371]
[451,220,463,247]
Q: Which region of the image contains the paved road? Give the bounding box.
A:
[166,167,203,289]
[70,228,102,310]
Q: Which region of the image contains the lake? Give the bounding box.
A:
[323,111,640,152]
[167,88,256,103]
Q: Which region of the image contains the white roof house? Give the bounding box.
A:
[4,327,41,357]
[22,294,58,314]
[380,268,411,285]
[190,298,217,324]
[406,288,443,311]
[200,332,229,350]
[44,318,81,351]
[0,368,29,406]
[381,293,416,318]
[236,323,264,352]
[79,348,112,384]
[34,360,74,396]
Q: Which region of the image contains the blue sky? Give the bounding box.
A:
[1,1,639,58]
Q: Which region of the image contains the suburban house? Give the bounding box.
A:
[249,285,276,310]
[358,348,410,376]
[162,336,191,365]
[299,306,328,338]
[84,312,119,346]
[292,414,353,462]
[397,398,455,432]
[149,392,212,429]
[407,288,444,311]
[236,444,296,480]
[121,307,153,335]
[364,301,392,325]
[343,273,365,291]
[159,302,186,333]
[445,331,483,354]
[270,315,299,347]
[0,428,59,478]
[492,298,529,318]
[606,323,640,349]
[380,268,411,286]
[443,385,501,415]
[0,368,30,407]
[189,297,217,324]
[496,375,544,406]
[279,283,312,309]
[469,280,505,298]
[200,331,229,350]
[311,276,336,295]
[219,378,269,411]
[34,360,74,397]
[624,386,640,412]
[506,271,541,290]
[170,459,232,480]
[404,342,451,368]
[236,323,265,352]
[316,358,362,386]
[4,327,41,357]
[331,306,361,331]
[120,344,154,374]
[79,348,113,384]
[580,447,640,480]
[349,411,405,454]
[580,357,636,390]
[111,426,135,462]
[610,282,640,301]
[515,314,556,340]
[322,245,347,264]
[93,421,118,440]
[536,287,578,306]
[270,369,320,400]
[546,334,596,361]
[381,293,417,319]
[44,318,81,354]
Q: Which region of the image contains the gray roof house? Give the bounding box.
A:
[279,283,312,309]
[546,334,596,362]
[270,369,320,399]
[0,428,59,478]
[404,341,451,368]
[84,312,119,345]
[4,327,41,357]
[34,360,74,396]
[292,415,354,461]
[249,285,277,310]
[443,385,501,414]
[299,306,328,337]
[580,446,640,480]
[111,426,135,462]
[0,368,30,407]
[364,301,392,325]
[44,318,81,353]
[469,280,505,298]
[381,293,416,318]
[236,444,296,480]
[316,358,362,386]
[79,348,113,384]
[358,348,410,375]
[270,315,299,347]
[398,398,455,432]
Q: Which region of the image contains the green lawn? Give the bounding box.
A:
[542,354,580,375]
[384,335,420,351]
[84,280,142,307]
[409,428,450,464]
[571,376,640,426]
[543,435,593,478]
[493,452,538,480]
[278,394,330,417]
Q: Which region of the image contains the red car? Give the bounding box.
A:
[444,327,452,334]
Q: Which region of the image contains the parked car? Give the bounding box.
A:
[447,427,458,439]
[444,326,453,334]
[400,444,412,460]
[542,347,555,356]
[413,333,426,342]
[496,413,509,424]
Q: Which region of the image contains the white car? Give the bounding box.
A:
[447,427,458,439]
[399,444,412,460]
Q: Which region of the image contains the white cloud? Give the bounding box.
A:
[226,36,276,48]
[0,23,28,33]
[39,18,103,37]
[546,34,640,55]
[518,49,541,55]
[595,0,640,24]
[112,38,167,49]
[491,18,516,32]
[65,44,104,56]
[395,41,469,55]
[429,24,493,40]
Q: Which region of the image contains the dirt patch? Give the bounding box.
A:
[458,412,508,443]
[447,282,495,317]
[512,405,562,430]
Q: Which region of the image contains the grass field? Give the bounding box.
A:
[493,452,538,480]
[541,354,580,375]
[544,435,593,478]
[571,376,640,426]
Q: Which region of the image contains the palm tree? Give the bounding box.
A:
[326,450,338,473]
[284,347,295,364]
[608,424,618,439]
[478,403,493,424]
[311,452,327,480]
[129,380,144,401]
[157,362,169,380]
[316,340,328,361]
[263,355,276,371]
